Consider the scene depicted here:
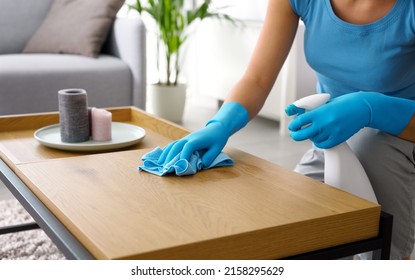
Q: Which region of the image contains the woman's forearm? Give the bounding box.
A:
[398,113,415,142]
[223,0,299,120]
[224,77,271,120]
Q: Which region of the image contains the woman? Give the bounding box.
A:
[159,0,415,259]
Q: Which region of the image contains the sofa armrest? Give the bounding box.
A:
[104,17,147,110]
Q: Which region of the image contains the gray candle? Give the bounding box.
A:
[58,89,90,143]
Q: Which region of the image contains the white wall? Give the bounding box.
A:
[210,0,268,21]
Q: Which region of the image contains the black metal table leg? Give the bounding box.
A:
[0,222,40,235]
[372,211,393,260]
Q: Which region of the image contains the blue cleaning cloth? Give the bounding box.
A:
[138,147,234,176]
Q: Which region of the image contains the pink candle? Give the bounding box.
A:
[91,107,112,141]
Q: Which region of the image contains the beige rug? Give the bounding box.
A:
[0,198,66,260]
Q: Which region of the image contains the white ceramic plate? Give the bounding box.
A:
[34,122,146,152]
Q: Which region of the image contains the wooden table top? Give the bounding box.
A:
[0,107,380,259]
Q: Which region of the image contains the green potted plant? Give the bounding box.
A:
[127,0,235,122]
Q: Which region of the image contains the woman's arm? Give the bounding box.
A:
[225,0,300,119]
[398,114,415,142]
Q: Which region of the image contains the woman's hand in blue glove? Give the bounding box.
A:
[288,91,415,148]
[158,102,249,168]
[288,92,372,149]
[158,121,229,168]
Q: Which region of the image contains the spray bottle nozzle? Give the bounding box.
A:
[285,104,306,116]
[285,93,332,116]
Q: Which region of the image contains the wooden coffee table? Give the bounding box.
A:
[0,107,391,259]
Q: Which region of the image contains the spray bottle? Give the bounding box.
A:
[286,94,378,203]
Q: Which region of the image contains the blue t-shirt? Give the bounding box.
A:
[289,0,415,100]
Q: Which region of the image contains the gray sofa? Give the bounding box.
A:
[0,0,146,115]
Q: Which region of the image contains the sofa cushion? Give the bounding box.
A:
[0,54,132,115]
[0,0,53,54]
[23,0,124,58]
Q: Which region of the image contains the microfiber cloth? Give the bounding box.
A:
[138,147,234,176]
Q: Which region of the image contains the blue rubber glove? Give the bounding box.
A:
[287,91,415,149]
[158,102,249,167]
